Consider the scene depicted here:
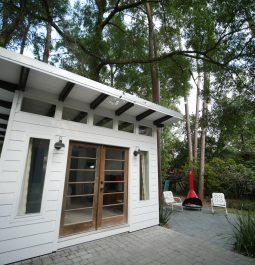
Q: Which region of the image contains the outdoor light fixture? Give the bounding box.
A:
[54,136,65,150]
[133,147,141,156]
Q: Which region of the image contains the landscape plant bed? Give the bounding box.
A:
[229,210,255,258]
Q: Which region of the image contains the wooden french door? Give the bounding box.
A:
[60,142,128,237]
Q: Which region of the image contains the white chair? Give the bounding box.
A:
[163,191,183,211]
[211,193,228,214]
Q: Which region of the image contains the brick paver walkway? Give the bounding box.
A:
[12,226,254,265]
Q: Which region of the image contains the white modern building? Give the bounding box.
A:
[0,48,182,264]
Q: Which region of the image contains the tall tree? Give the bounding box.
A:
[199,70,210,200]
[0,0,27,47]
[184,97,193,163]
[145,1,162,200]
[193,64,201,163]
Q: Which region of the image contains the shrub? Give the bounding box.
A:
[159,202,172,226]
[228,200,255,212]
[204,158,255,198]
[230,210,255,257]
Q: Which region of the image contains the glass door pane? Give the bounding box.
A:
[98,147,128,227]
[60,142,99,236]
[60,143,128,236]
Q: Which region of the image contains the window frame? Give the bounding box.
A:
[139,150,150,201]
[118,120,134,134]
[16,135,52,219]
[93,114,114,129]
[138,125,153,137]
[20,95,57,118]
[62,106,88,124]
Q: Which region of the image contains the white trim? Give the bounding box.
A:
[12,134,54,224]
[58,224,130,249]
[0,91,19,167]
[0,48,183,121]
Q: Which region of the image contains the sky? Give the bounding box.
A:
[178,87,198,115]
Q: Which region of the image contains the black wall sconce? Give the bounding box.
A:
[133,147,141,156]
[54,136,65,150]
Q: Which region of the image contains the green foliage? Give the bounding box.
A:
[204,158,255,198]
[161,127,178,179]
[159,202,172,226]
[209,96,255,154]
[230,210,255,257]
[159,56,191,99]
[228,200,255,212]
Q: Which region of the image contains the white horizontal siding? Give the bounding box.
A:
[129,218,159,232]
[0,221,55,241]
[0,205,13,216]
[0,182,16,194]
[0,231,55,253]
[0,170,18,182]
[0,90,159,264]
[5,139,25,150]
[0,216,10,228]
[0,243,53,265]
[1,160,22,170]
[0,193,14,205]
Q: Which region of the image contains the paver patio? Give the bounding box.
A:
[170,207,236,250]
[11,225,254,265]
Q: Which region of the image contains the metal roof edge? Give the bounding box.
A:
[0,48,183,120]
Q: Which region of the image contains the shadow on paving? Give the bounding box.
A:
[169,207,236,251]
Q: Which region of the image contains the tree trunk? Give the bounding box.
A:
[145,2,162,201]
[20,22,30,54]
[185,96,193,163]
[43,22,52,63]
[110,65,114,87]
[145,2,160,103]
[198,70,209,200]
[199,116,206,200]
[194,66,201,162]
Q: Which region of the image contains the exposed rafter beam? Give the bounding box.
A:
[0,113,9,120]
[115,102,134,116]
[0,123,7,129]
[0,99,12,109]
[0,80,18,92]
[153,115,172,127]
[19,66,30,91]
[0,131,6,136]
[58,82,75,101]
[136,109,155,121]
[47,105,56,117]
[90,93,108,110]
[73,111,87,122]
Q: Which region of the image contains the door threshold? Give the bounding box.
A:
[58,224,130,249]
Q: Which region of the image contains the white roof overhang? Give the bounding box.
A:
[0,48,183,129]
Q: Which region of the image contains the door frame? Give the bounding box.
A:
[97,146,129,228]
[59,141,128,237]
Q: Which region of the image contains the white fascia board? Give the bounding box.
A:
[0,48,183,120]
